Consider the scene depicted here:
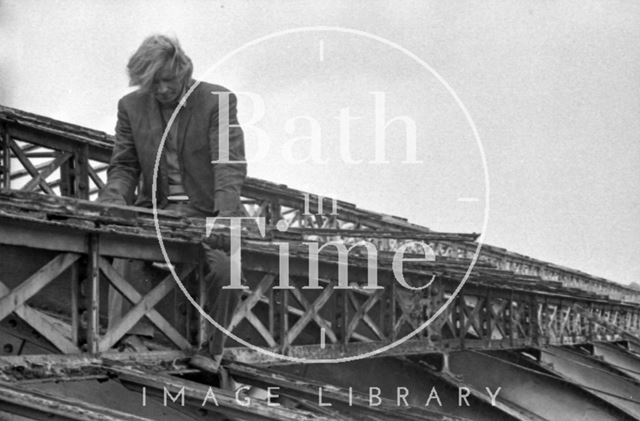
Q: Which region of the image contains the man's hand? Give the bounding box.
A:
[216,209,237,218]
[96,198,137,220]
[96,196,127,206]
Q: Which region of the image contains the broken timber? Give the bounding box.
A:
[2,105,640,420]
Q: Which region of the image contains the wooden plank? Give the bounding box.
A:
[74,144,89,199]
[0,383,155,421]
[286,284,336,346]
[257,296,370,342]
[10,158,54,181]
[87,163,105,189]
[99,258,191,350]
[488,298,508,337]
[0,217,87,253]
[109,365,334,421]
[0,350,186,372]
[4,120,110,156]
[345,289,384,341]
[1,125,10,189]
[227,338,462,363]
[14,305,80,354]
[280,289,289,351]
[219,273,277,348]
[0,281,79,354]
[86,234,100,353]
[21,152,72,192]
[244,310,277,347]
[98,278,173,352]
[7,137,55,194]
[226,363,446,421]
[99,234,197,263]
[0,217,196,263]
[0,252,80,322]
[59,152,73,197]
[70,263,80,347]
[560,303,572,340]
[226,273,275,332]
[361,312,385,340]
[268,289,275,339]
[462,296,483,338]
[341,289,349,343]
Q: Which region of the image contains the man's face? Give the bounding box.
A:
[152,64,185,105]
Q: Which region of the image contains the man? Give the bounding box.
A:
[99,34,246,367]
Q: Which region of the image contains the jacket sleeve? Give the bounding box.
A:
[97,98,140,205]
[209,91,247,216]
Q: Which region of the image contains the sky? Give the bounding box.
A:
[1,0,639,285]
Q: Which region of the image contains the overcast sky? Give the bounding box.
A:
[1,0,639,285]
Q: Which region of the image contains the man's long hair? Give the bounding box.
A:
[127,34,193,92]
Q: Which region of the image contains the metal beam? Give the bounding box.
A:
[263,357,514,421]
[540,346,640,419]
[0,383,155,421]
[109,364,337,421]
[447,350,635,421]
[592,342,640,383]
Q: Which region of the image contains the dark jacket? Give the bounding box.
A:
[99,81,246,215]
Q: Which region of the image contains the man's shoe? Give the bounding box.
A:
[119,335,149,352]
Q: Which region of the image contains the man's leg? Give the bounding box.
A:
[202,246,240,360]
[107,258,155,338]
[165,203,240,362]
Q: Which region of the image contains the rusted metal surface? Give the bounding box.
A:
[0,352,353,420]
[540,346,640,419]
[0,383,156,421]
[0,352,471,420]
[112,365,340,421]
[447,350,638,421]
[591,342,640,382]
[229,359,500,421]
